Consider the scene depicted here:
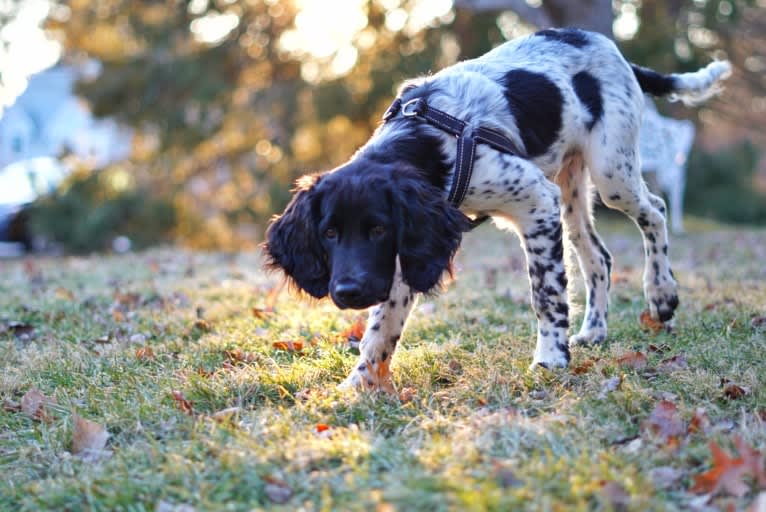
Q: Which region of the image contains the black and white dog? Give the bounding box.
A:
[265,28,730,392]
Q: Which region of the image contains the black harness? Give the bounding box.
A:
[382,96,526,229]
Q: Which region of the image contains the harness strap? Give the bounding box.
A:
[382,97,525,229]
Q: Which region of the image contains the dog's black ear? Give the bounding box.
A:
[392,172,472,293]
[264,174,329,298]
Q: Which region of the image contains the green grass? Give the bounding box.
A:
[1,215,764,511]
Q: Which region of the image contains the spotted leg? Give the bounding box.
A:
[339,259,414,392]
[556,152,612,345]
[589,142,679,322]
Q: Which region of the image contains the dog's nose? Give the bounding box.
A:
[334,281,364,304]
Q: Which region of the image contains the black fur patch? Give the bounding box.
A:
[572,71,603,131]
[502,70,563,157]
[631,64,676,97]
[535,28,590,48]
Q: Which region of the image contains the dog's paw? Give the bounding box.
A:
[569,327,607,346]
[338,358,396,394]
[650,293,679,323]
[530,339,570,370]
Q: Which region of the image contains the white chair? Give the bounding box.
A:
[639,97,695,234]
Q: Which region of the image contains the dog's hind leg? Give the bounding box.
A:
[496,163,571,368]
[339,258,414,393]
[555,152,612,345]
[589,139,679,322]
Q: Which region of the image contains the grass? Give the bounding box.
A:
[1,214,764,511]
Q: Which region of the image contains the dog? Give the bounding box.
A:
[265,28,730,392]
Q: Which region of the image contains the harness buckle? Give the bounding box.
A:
[401,98,425,117]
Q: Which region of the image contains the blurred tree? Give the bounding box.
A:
[41,0,763,250]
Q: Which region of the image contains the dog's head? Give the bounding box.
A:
[264,159,471,309]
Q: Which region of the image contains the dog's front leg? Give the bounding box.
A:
[339,259,414,393]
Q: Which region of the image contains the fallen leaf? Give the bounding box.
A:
[315,423,330,433]
[640,310,665,333]
[572,357,599,375]
[21,388,55,422]
[340,316,366,342]
[660,354,689,371]
[751,316,766,328]
[688,408,711,435]
[692,439,752,497]
[192,319,211,332]
[399,387,417,403]
[263,476,292,504]
[601,480,631,510]
[722,380,750,400]
[135,346,155,360]
[71,414,110,457]
[272,340,303,352]
[649,466,683,489]
[5,321,35,338]
[251,306,273,320]
[224,348,256,363]
[616,351,648,369]
[171,391,194,416]
[642,400,685,444]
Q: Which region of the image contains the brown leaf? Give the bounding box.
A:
[6,321,35,338]
[192,319,211,332]
[340,316,366,342]
[135,346,155,360]
[722,381,750,400]
[71,414,110,456]
[616,351,648,369]
[751,316,766,328]
[692,440,751,497]
[224,348,256,363]
[171,391,194,416]
[263,476,292,504]
[688,408,711,435]
[572,357,599,375]
[272,340,303,352]
[21,388,55,422]
[642,400,685,444]
[399,387,417,403]
[660,354,689,371]
[640,310,665,333]
[251,306,273,320]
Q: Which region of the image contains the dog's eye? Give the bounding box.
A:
[324,228,337,239]
[370,225,386,237]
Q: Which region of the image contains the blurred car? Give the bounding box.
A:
[0,157,70,249]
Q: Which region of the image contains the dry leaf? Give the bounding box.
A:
[692,439,751,497]
[251,306,273,320]
[272,340,303,352]
[399,387,417,403]
[71,414,110,457]
[722,379,750,400]
[689,408,711,435]
[171,391,194,416]
[21,388,55,422]
[224,348,256,363]
[642,400,685,444]
[660,354,689,371]
[5,321,35,338]
[135,346,155,360]
[263,476,292,504]
[315,423,330,433]
[572,357,599,375]
[193,319,211,332]
[616,351,648,369]
[640,310,665,333]
[751,316,766,328]
[340,317,366,342]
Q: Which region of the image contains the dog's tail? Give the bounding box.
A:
[631,60,731,105]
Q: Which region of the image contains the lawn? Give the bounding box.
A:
[1,215,764,511]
